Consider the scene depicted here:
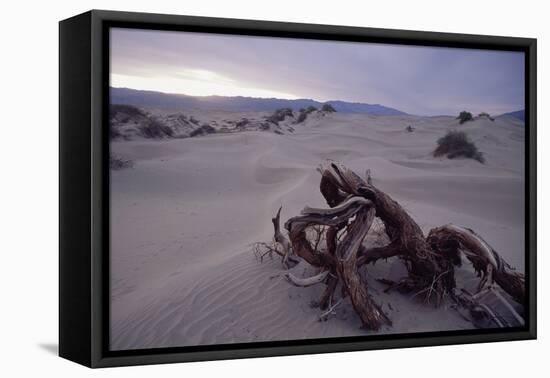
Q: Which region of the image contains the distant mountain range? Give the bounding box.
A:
[499,110,525,121]
[110,87,408,116]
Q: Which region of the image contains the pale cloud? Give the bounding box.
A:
[111,70,299,99]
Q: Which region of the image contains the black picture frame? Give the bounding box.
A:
[59,9,537,368]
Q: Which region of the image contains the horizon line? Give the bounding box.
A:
[110,86,524,117]
[110,86,381,106]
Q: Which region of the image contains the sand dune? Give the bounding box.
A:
[110,112,525,350]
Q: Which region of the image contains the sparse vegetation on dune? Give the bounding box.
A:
[296,106,318,123]
[110,106,296,138]
[296,113,307,124]
[267,108,294,124]
[110,104,145,120]
[189,124,216,137]
[434,130,485,163]
[110,103,174,139]
[478,112,495,121]
[139,118,174,139]
[235,118,250,128]
[457,111,474,125]
[321,103,337,112]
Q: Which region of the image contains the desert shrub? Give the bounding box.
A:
[236,118,250,128]
[139,118,173,138]
[190,124,216,137]
[478,112,495,121]
[110,155,134,170]
[110,104,174,139]
[295,106,318,124]
[296,112,307,123]
[259,122,271,131]
[110,104,147,139]
[267,108,294,124]
[110,104,145,120]
[433,130,484,163]
[457,111,473,124]
[321,103,336,112]
[172,114,188,124]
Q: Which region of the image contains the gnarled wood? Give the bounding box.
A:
[357,243,402,266]
[318,220,345,310]
[323,162,458,299]
[272,206,292,267]
[335,206,391,329]
[319,169,348,208]
[284,270,329,287]
[427,224,525,304]
[258,163,525,330]
[284,197,372,268]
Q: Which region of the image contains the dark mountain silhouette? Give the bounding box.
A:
[110,87,408,116]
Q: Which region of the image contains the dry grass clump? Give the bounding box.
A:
[189,124,216,137]
[321,103,336,112]
[434,130,485,163]
[457,111,473,124]
[296,106,318,123]
[267,108,294,124]
[139,118,174,138]
[478,112,495,121]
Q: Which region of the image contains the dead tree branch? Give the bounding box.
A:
[256,162,524,330]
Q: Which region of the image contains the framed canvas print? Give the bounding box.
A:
[59,10,536,368]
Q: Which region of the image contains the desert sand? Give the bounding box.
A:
[110,111,525,350]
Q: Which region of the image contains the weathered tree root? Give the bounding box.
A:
[427,225,525,304]
[264,162,525,330]
[272,206,293,268]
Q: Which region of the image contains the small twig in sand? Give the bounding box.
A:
[319,298,343,321]
[411,269,452,305]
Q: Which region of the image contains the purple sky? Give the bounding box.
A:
[110,27,524,116]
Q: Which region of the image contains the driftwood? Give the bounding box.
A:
[427,224,525,304]
[284,270,329,287]
[272,206,292,268]
[264,162,525,330]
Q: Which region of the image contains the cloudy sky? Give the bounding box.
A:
[110,27,524,116]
